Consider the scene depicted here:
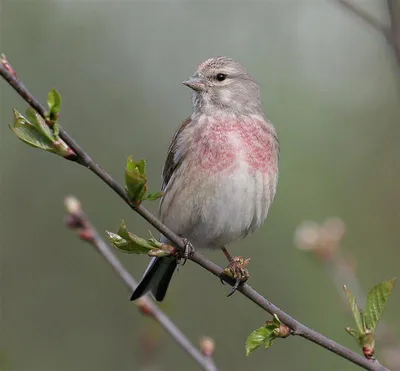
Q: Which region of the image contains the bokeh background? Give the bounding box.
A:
[1,1,399,370]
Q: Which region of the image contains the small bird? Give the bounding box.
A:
[131,56,279,301]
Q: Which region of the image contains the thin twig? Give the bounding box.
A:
[335,0,391,41]
[0,61,391,371]
[387,0,400,70]
[335,0,400,73]
[64,196,218,371]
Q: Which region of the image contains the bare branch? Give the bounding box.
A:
[335,0,391,40]
[335,0,400,72]
[0,60,391,371]
[64,196,218,371]
[387,0,400,70]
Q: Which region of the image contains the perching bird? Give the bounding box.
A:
[131,56,279,301]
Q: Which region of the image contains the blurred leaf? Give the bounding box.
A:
[53,121,60,137]
[144,192,164,201]
[343,285,364,333]
[47,88,62,120]
[365,278,396,332]
[125,156,147,203]
[272,314,281,327]
[9,109,54,151]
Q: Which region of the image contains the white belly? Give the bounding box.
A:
[159,159,274,249]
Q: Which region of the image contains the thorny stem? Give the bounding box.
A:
[0,60,390,371]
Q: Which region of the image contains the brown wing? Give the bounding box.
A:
[161,117,191,191]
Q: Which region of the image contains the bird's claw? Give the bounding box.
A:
[179,238,195,266]
[221,256,251,297]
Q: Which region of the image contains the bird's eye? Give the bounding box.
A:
[216,73,227,82]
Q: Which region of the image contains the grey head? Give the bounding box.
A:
[183,56,262,115]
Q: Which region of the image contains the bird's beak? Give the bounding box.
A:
[182,76,205,91]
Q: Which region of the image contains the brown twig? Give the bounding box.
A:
[387,0,400,70]
[335,0,391,40]
[335,0,400,72]
[64,196,218,371]
[0,59,391,371]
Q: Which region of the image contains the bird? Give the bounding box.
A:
[131,56,279,302]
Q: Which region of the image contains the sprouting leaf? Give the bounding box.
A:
[345,327,361,347]
[246,327,272,356]
[25,107,55,142]
[106,220,166,255]
[365,278,396,332]
[144,192,164,201]
[125,156,147,203]
[9,109,54,151]
[344,285,364,333]
[53,121,60,137]
[246,315,282,356]
[47,88,62,120]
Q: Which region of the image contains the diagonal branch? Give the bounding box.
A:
[387,0,400,71]
[0,61,391,371]
[335,0,400,72]
[64,196,218,371]
[336,0,391,40]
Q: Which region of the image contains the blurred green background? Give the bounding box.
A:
[1,1,399,370]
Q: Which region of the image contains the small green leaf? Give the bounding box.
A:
[246,327,271,356]
[246,318,281,356]
[345,327,361,346]
[25,107,55,142]
[144,192,164,201]
[136,158,146,175]
[365,278,396,332]
[9,109,55,151]
[47,88,62,120]
[107,220,166,255]
[264,338,276,350]
[53,121,60,137]
[344,285,364,333]
[272,314,281,327]
[106,230,153,254]
[125,156,148,203]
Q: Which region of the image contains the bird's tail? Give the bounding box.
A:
[130,256,177,302]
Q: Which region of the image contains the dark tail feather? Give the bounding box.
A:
[130,257,177,302]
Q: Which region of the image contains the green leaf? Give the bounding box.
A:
[343,285,364,333]
[25,107,55,142]
[47,88,62,119]
[106,230,153,254]
[53,121,60,137]
[345,327,361,346]
[246,327,271,356]
[272,314,281,327]
[144,192,164,201]
[246,318,281,356]
[106,220,165,255]
[365,278,396,332]
[264,338,276,350]
[9,109,55,151]
[125,156,147,203]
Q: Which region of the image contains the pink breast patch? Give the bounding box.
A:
[193,117,277,175]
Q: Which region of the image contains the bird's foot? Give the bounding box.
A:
[179,238,195,266]
[221,256,251,297]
